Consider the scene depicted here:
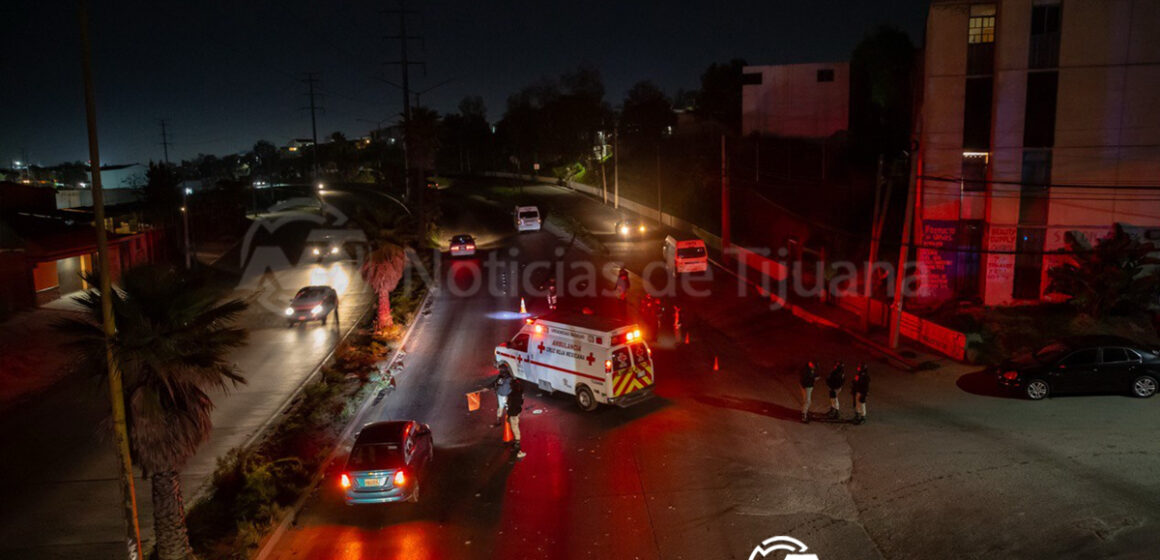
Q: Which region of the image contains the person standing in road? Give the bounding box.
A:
[491,367,513,427]
[825,362,846,419]
[507,378,527,459]
[799,361,819,423]
[852,363,870,425]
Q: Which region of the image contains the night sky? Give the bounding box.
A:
[1,0,929,168]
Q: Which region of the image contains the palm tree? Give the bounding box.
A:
[58,265,248,560]
[361,242,407,330]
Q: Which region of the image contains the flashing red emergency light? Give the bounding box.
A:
[534,324,544,334]
[604,360,613,373]
[393,470,407,487]
[525,318,534,325]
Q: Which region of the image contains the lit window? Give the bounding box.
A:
[968,4,996,44]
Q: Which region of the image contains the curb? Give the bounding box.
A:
[252,286,437,560]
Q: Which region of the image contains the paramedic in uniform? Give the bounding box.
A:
[507,378,527,459]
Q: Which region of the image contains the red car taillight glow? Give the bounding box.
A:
[393,470,407,487]
[1002,371,1018,380]
[340,473,351,489]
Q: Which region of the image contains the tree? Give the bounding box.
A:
[252,140,280,178]
[1047,224,1160,317]
[696,59,747,134]
[620,80,676,144]
[361,242,407,330]
[57,265,248,560]
[850,25,917,164]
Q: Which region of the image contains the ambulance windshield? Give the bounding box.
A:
[629,343,651,367]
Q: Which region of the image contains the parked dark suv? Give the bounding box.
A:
[995,335,1160,400]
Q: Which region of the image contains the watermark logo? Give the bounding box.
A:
[748,536,819,560]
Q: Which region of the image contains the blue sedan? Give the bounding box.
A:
[340,420,433,505]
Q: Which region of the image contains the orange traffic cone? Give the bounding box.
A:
[503,416,514,442]
[684,331,690,344]
[520,298,527,314]
[713,356,719,371]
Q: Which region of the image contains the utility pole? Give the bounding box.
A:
[889,144,920,349]
[302,73,322,184]
[613,128,620,209]
[600,148,608,205]
[160,119,190,268]
[656,143,662,223]
[78,3,143,558]
[864,154,891,332]
[385,0,424,207]
[721,135,731,249]
[158,119,171,165]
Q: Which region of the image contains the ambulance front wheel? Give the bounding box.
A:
[575,385,597,412]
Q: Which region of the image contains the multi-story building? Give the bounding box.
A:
[915,0,1160,306]
[741,62,850,138]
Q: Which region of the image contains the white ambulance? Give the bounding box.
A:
[494,312,655,411]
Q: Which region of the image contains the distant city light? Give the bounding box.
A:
[184,187,193,195]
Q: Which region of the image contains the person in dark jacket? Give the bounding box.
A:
[852,363,870,424]
[506,378,527,458]
[799,361,819,423]
[825,362,846,419]
[491,368,513,427]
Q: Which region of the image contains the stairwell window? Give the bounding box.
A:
[967,4,997,75]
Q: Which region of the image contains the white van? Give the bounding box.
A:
[494,313,654,411]
[663,235,708,275]
[514,205,542,231]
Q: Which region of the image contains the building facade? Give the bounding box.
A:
[741,62,850,138]
[915,0,1160,306]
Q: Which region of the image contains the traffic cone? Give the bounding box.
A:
[503,417,514,442]
[713,356,719,371]
[684,331,690,344]
[520,298,527,314]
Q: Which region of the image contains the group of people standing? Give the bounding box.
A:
[799,361,870,424]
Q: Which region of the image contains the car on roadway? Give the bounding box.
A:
[995,335,1160,400]
[285,285,338,326]
[514,205,541,232]
[614,216,648,237]
[307,234,344,261]
[340,420,434,505]
[449,234,476,257]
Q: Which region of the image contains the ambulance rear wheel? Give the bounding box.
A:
[575,385,597,412]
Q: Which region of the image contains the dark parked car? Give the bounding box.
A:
[340,420,434,505]
[996,336,1160,400]
[285,285,338,326]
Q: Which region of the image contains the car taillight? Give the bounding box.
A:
[393,470,407,487]
[340,473,351,489]
[467,244,475,250]
[605,360,612,373]
[1002,371,1018,380]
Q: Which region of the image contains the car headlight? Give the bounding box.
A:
[312,247,321,256]
[330,246,339,255]
[284,307,294,316]
[638,225,646,233]
[311,304,323,315]
[620,225,629,235]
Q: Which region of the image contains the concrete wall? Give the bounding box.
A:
[741,62,849,138]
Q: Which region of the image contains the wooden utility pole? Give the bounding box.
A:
[613,128,620,209]
[889,145,919,349]
[78,3,143,558]
[721,135,731,249]
[863,154,888,332]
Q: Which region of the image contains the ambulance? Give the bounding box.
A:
[494,312,655,411]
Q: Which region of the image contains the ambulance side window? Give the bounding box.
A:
[509,334,529,353]
[611,348,631,371]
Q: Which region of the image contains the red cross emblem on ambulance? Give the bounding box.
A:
[586,352,595,365]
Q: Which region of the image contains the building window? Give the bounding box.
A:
[1023,71,1059,148]
[956,220,984,297]
[741,72,763,86]
[816,69,834,83]
[967,4,997,75]
[963,77,994,150]
[962,153,988,192]
[1019,150,1052,225]
[1029,2,1062,69]
[1013,228,1045,299]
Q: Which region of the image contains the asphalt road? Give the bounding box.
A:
[262,179,1160,560]
[0,189,376,559]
